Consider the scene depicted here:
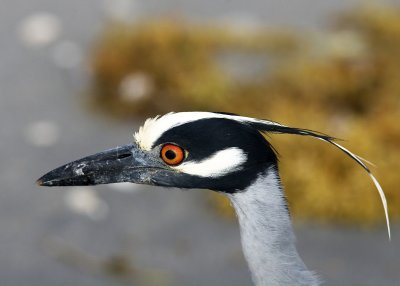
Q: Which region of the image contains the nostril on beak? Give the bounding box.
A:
[116,153,132,160]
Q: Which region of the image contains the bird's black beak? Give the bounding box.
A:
[37,143,164,187]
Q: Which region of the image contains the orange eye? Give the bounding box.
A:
[161,144,185,166]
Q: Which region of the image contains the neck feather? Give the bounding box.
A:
[228,167,320,286]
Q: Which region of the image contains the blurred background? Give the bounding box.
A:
[1,0,399,285]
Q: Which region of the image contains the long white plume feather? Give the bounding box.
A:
[323,140,390,240]
[252,118,391,240]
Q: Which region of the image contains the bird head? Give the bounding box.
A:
[37,112,390,237]
[37,112,281,192]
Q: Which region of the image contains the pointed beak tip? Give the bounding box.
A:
[35,143,143,188]
[36,177,52,187]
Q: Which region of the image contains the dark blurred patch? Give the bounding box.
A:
[88,19,298,117]
[42,237,174,285]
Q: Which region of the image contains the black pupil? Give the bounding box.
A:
[165,149,176,160]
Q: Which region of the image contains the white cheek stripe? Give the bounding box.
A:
[173,147,247,177]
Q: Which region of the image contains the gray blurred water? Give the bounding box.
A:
[0,0,399,285]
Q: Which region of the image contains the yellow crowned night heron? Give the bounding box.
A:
[37,112,390,286]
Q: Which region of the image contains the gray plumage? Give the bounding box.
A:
[230,167,319,286]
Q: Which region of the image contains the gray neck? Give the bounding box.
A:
[228,167,320,286]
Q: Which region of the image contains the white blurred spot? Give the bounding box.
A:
[24,120,60,147]
[311,30,367,59]
[52,41,82,69]
[102,0,138,22]
[18,12,62,48]
[218,12,262,35]
[119,72,154,101]
[108,182,142,193]
[64,187,109,220]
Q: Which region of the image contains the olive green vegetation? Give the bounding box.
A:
[89,5,400,225]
